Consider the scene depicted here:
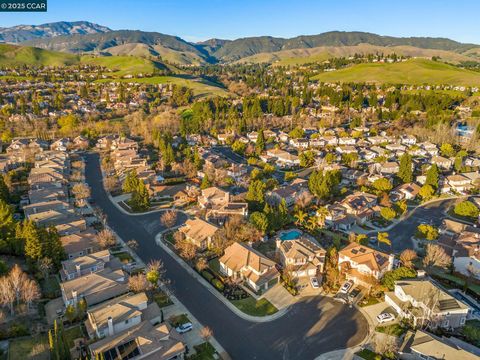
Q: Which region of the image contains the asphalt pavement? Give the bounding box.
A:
[84,152,368,360]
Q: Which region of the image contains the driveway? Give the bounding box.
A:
[361,301,399,327]
[85,153,369,360]
[261,283,296,310]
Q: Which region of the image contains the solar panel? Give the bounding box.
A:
[438,299,460,311]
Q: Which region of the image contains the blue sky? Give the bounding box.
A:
[0,0,479,44]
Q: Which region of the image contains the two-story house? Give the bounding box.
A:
[338,243,394,287]
[178,218,219,251]
[276,235,326,278]
[219,242,280,292]
[60,250,121,281]
[385,278,469,329]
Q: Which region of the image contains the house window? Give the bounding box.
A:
[461,317,466,325]
[443,319,449,327]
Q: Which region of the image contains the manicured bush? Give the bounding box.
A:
[211,279,224,291]
[454,201,480,219]
[201,270,214,282]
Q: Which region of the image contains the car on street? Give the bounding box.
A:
[176,322,193,334]
[376,313,395,324]
[340,281,353,293]
[348,287,361,300]
[310,277,319,288]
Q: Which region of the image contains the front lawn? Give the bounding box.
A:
[230,297,278,317]
[359,296,381,307]
[64,325,84,349]
[355,349,381,360]
[187,342,216,360]
[113,251,134,264]
[376,323,408,337]
[152,290,173,308]
[169,313,190,327]
[9,335,49,360]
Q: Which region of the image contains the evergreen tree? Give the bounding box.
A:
[255,129,265,155]
[0,175,9,203]
[0,200,15,254]
[398,153,413,183]
[200,176,212,190]
[245,180,266,212]
[425,164,439,189]
[23,221,42,263]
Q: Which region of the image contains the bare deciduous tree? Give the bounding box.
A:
[128,273,150,293]
[22,279,40,311]
[97,228,117,249]
[372,333,398,355]
[195,257,208,272]
[9,264,27,304]
[161,211,177,228]
[295,191,313,209]
[72,183,91,203]
[38,257,53,280]
[423,244,451,269]
[126,239,139,251]
[174,239,197,261]
[400,249,417,269]
[0,277,15,315]
[200,326,213,342]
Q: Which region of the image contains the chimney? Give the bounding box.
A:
[108,316,114,336]
[387,254,395,271]
[417,269,426,278]
[72,290,78,304]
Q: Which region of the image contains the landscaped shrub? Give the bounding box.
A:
[454,201,480,219]
[211,279,224,291]
[201,270,214,282]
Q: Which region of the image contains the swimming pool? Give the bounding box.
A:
[279,229,302,241]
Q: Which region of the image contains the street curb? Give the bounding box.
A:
[154,231,291,323]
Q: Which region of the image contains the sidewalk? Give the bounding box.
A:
[155,231,291,323]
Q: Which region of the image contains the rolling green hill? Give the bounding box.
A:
[312,58,480,86]
[80,55,169,76]
[0,44,79,66]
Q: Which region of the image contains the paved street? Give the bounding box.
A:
[386,198,458,253]
[85,153,368,360]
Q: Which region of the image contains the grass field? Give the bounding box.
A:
[81,55,167,76]
[312,58,480,86]
[96,75,229,97]
[0,44,79,67]
[230,297,278,316]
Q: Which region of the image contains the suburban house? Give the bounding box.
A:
[60,249,121,281]
[391,183,421,201]
[198,187,248,223]
[438,230,480,279]
[338,243,394,286]
[178,218,219,250]
[60,268,128,307]
[339,192,378,224]
[266,148,300,168]
[89,321,185,360]
[432,156,453,170]
[85,292,161,339]
[444,174,473,194]
[385,278,469,329]
[268,179,309,207]
[399,330,480,360]
[276,235,326,278]
[61,230,100,259]
[219,242,280,292]
[323,204,357,232]
[380,162,400,175]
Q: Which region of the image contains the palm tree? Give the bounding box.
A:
[377,232,391,248]
[294,210,307,227]
[306,216,318,232]
[316,206,329,228]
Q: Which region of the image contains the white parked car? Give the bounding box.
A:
[310,277,320,288]
[176,322,193,334]
[340,281,353,293]
[376,313,395,324]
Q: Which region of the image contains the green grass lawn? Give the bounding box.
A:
[40,275,61,299]
[355,349,382,360]
[359,296,382,307]
[113,251,134,264]
[9,335,49,360]
[376,323,408,337]
[230,297,278,317]
[312,58,480,86]
[208,258,220,275]
[95,75,229,98]
[152,291,173,308]
[169,313,191,327]
[428,267,480,296]
[63,325,84,349]
[187,342,217,360]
